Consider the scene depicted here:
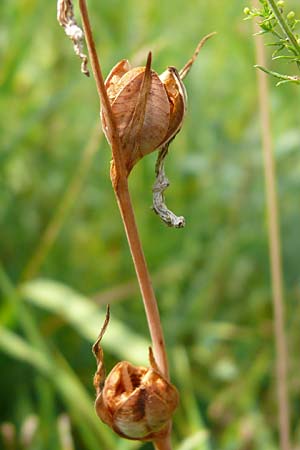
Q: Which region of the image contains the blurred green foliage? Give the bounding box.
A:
[244,0,300,85]
[1,0,300,449]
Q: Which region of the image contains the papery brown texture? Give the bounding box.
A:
[93,332,179,441]
[100,54,187,174]
[159,66,187,143]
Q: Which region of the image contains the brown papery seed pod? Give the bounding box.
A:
[101,53,186,174]
[93,308,179,441]
[99,35,216,227]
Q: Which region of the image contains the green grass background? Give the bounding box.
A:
[1,0,300,449]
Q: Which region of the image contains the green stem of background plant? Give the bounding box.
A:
[267,0,300,55]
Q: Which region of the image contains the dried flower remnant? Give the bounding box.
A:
[56,0,216,226]
[101,33,215,227]
[57,0,89,76]
[101,53,184,175]
[93,308,179,441]
[152,32,217,227]
[152,144,185,228]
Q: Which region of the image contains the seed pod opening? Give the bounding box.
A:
[95,356,179,440]
[93,313,179,441]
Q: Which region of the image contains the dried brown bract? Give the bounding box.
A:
[93,308,179,441]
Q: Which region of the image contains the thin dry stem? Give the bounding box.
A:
[78,0,125,183]
[253,15,291,450]
[179,31,217,80]
[113,181,169,379]
[78,1,172,448]
[78,0,169,381]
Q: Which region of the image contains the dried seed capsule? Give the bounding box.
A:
[93,310,179,441]
[101,53,187,173]
[100,34,215,225]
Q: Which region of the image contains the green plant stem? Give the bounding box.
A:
[255,65,300,84]
[267,0,300,55]
[253,16,291,450]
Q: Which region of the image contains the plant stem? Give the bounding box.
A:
[113,178,169,377]
[267,0,300,55]
[77,0,169,380]
[78,1,172,448]
[78,0,125,180]
[253,15,291,450]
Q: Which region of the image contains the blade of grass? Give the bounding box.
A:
[175,431,209,450]
[0,264,116,449]
[172,347,208,439]
[0,326,51,374]
[21,121,102,282]
[20,278,148,364]
[0,326,115,449]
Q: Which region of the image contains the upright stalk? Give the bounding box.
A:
[78,1,171,448]
[253,14,291,450]
[267,0,300,55]
[114,182,169,378]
